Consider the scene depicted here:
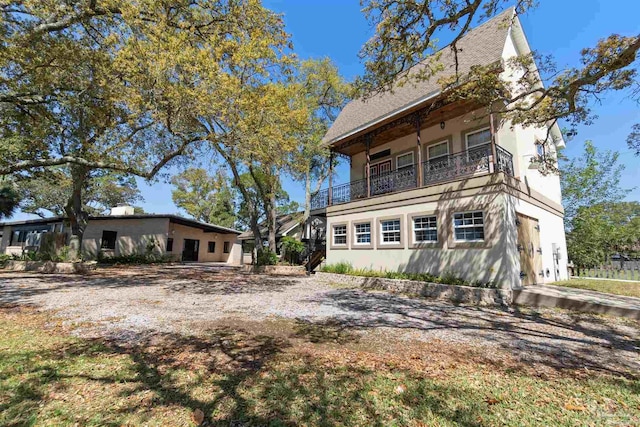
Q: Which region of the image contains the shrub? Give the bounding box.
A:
[96,251,172,265]
[0,254,9,266]
[319,263,494,288]
[256,248,278,266]
[280,236,305,265]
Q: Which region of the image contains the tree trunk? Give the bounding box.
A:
[64,166,89,260]
[303,168,311,223]
[267,180,277,253]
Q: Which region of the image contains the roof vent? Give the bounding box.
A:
[110,205,135,216]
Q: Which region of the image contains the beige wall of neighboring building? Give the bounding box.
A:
[168,222,241,264]
[82,218,169,259]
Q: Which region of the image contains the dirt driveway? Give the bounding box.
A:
[1,265,638,377]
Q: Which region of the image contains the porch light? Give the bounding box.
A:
[440,121,445,130]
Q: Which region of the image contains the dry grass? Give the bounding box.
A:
[1,306,638,427]
[552,279,640,298]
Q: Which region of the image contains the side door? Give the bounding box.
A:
[516,214,542,285]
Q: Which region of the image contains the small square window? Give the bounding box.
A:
[208,241,216,253]
[223,241,230,253]
[333,225,347,245]
[453,211,485,242]
[167,238,174,252]
[354,222,371,244]
[413,216,437,243]
[101,230,117,250]
[380,219,401,244]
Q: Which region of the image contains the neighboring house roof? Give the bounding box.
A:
[0,214,241,235]
[238,211,304,240]
[322,7,515,146]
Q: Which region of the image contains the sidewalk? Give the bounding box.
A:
[513,284,640,320]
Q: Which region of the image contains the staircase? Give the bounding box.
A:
[299,242,326,273]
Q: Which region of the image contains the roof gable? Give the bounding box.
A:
[323,7,515,145]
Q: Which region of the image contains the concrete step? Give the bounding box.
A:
[512,285,640,320]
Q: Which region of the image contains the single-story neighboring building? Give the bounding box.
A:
[0,206,243,264]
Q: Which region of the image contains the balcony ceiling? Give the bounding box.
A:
[333,98,484,156]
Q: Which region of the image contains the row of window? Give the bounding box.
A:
[366,127,492,173]
[102,233,230,253]
[332,210,485,247]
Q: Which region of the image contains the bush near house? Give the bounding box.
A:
[320,262,495,288]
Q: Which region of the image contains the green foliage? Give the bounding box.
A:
[256,248,278,266]
[18,168,142,217]
[96,252,172,265]
[628,123,640,156]
[561,141,630,227]
[0,254,9,266]
[280,236,305,265]
[320,263,494,288]
[171,168,237,228]
[0,182,20,219]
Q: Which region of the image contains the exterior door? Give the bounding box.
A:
[182,239,199,262]
[516,213,542,286]
[370,160,392,195]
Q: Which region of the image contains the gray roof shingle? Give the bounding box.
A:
[323,7,514,145]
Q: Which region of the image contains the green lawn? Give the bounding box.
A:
[1,308,638,427]
[551,278,640,298]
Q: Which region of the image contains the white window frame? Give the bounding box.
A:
[413,215,438,243]
[354,222,371,245]
[380,219,401,245]
[427,140,450,160]
[333,224,347,246]
[395,152,414,170]
[464,127,492,151]
[453,210,485,242]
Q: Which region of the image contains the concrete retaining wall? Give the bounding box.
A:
[1,260,97,274]
[315,272,512,306]
[241,265,307,276]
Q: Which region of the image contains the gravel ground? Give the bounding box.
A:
[1,264,638,376]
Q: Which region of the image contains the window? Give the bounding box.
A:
[166,238,174,252]
[101,230,117,250]
[208,241,216,253]
[535,142,545,157]
[453,211,485,242]
[427,141,449,160]
[354,222,371,244]
[380,219,401,244]
[333,225,347,245]
[223,241,230,253]
[465,128,491,150]
[413,216,438,243]
[396,152,414,169]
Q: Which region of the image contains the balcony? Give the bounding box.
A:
[311,145,514,210]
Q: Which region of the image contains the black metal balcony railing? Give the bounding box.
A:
[311,145,514,210]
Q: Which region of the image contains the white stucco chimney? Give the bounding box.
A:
[109,205,135,216]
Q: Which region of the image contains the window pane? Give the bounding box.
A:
[466,129,491,148]
[397,152,414,169]
[333,225,347,245]
[413,216,437,242]
[208,241,215,253]
[167,238,174,252]
[223,242,230,253]
[101,230,117,250]
[355,222,371,244]
[453,211,484,242]
[428,142,448,159]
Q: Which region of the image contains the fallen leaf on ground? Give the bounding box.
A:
[192,408,205,425]
[564,403,586,412]
[485,397,500,405]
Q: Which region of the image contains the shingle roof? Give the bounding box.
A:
[323,7,514,145]
[238,211,304,240]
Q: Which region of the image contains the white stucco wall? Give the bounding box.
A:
[325,192,520,289]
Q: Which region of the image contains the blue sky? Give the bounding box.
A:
[12,0,640,222]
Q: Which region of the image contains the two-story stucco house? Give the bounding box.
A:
[310,8,568,288]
